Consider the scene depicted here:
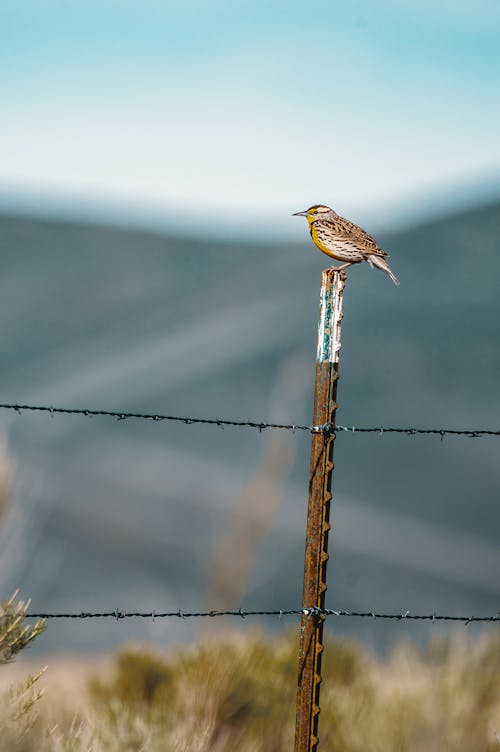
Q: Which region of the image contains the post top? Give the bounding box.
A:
[321,268,347,284]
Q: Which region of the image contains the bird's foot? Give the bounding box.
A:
[327,263,352,272]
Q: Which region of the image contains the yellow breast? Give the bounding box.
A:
[310,224,341,260]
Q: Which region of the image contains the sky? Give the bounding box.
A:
[1,0,500,237]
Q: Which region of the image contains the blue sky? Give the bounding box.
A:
[1,0,500,236]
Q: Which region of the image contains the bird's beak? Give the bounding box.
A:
[292,210,309,217]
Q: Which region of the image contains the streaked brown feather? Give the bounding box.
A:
[319,215,387,258]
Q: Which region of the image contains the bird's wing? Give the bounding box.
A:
[324,216,388,257]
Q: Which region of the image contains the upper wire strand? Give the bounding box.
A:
[0,403,498,437]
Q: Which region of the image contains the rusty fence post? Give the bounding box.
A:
[294,268,346,752]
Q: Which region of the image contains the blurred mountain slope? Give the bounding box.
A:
[0,201,498,652]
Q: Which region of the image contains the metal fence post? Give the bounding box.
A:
[294,268,346,752]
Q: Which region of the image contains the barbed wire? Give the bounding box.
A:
[1,403,499,437]
[25,607,499,624]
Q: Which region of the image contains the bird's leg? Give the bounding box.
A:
[328,262,353,271]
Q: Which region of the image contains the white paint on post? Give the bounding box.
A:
[316,270,345,364]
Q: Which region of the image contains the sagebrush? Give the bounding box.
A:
[1,607,499,752]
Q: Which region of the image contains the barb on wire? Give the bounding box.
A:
[25,607,500,623]
[0,402,310,432]
[0,403,499,437]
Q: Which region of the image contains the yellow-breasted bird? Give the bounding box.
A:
[293,204,399,285]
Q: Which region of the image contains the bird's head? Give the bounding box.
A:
[292,204,335,225]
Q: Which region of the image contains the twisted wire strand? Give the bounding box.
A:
[25,608,500,623]
[1,403,499,437]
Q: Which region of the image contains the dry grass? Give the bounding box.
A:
[1,629,499,752]
[0,592,46,665]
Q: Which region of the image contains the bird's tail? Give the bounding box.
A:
[367,254,399,285]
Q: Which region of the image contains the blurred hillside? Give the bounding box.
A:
[0,201,498,653]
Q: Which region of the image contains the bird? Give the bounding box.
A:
[293,204,399,285]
